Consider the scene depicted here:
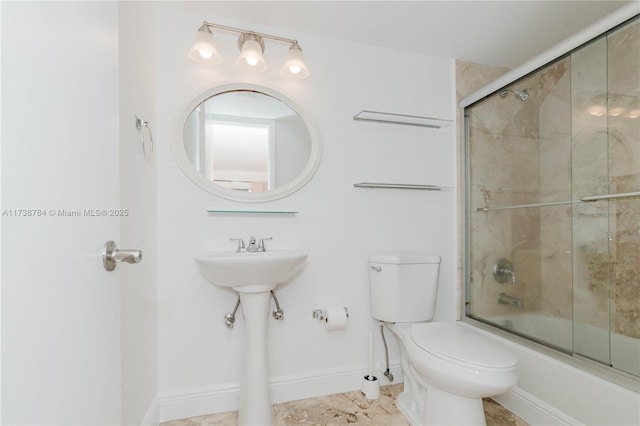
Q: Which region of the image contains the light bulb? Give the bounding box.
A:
[281,42,310,79]
[188,24,221,66]
[236,34,267,72]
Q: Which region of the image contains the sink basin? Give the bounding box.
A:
[195,250,307,293]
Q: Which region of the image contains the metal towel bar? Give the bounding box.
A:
[476,191,640,212]
[580,191,640,202]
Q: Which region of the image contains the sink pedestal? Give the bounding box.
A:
[237,291,274,426]
[193,250,308,426]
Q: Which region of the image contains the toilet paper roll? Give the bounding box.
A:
[323,307,348,331]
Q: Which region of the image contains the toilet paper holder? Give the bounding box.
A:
[312,307,349,321]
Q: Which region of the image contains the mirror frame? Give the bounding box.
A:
[174,83,321,202]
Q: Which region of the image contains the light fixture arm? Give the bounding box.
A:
[201,21,299,46]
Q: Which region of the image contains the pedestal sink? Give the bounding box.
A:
[195,250,307,425]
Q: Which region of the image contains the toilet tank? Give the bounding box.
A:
[368,252,441,323]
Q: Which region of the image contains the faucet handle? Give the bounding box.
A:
[493,258,516,284]
[258,237,272,252]
[229,238,245,253]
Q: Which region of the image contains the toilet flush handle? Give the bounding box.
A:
[370,265,382,272]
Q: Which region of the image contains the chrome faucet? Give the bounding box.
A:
[498,292,523,309]
[240,236,272,252]
[247,236,258,252]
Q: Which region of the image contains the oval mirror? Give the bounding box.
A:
[174,84,321,202]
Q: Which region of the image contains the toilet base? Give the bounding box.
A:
[396,391,422,425]
[423,385,486,426]
[395,386,486,426]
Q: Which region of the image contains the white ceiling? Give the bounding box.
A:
[182,0,635,68]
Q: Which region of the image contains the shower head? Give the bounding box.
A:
[499,88,529,101]
[515,89,529,101]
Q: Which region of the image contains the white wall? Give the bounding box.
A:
[153,4,457,421]
[118,2,159,425]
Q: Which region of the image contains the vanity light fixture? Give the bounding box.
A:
[188,24,222,66]
[236,33,267,72]
[188,21,310,79]
[281,42,310,79]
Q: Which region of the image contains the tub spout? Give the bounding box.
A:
[498,292,523,309]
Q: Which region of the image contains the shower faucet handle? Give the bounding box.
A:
[493,258,516,284]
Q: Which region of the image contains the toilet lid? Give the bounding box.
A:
[411,322,516,369]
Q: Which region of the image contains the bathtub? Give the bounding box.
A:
[487,312,640,377]
[461,318,640,425]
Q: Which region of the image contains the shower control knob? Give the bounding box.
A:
[493,258,516,284]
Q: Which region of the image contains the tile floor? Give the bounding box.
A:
[162,384,529,425]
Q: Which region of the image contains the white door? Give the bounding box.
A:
[2,2,122,424]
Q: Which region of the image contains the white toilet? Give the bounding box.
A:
[368,252,517,426]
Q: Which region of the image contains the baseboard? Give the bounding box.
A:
[141,396,160,426]
[157,367,582,425]
[271,361,402,404]
[158,361,403,422]
[493,386,582,426]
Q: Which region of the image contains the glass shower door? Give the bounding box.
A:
[570,32,611,367]
[465,15,640,378]
[466,55,575,354]
[604,18,640,376]
[572,17,640,375]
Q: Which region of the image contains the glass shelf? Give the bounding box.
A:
[353,182,453,190]
[207,209,298,214]
[353,110,454,129]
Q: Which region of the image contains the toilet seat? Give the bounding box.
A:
[410,322,517,371]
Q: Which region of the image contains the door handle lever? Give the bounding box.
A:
[102,241,142,271]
